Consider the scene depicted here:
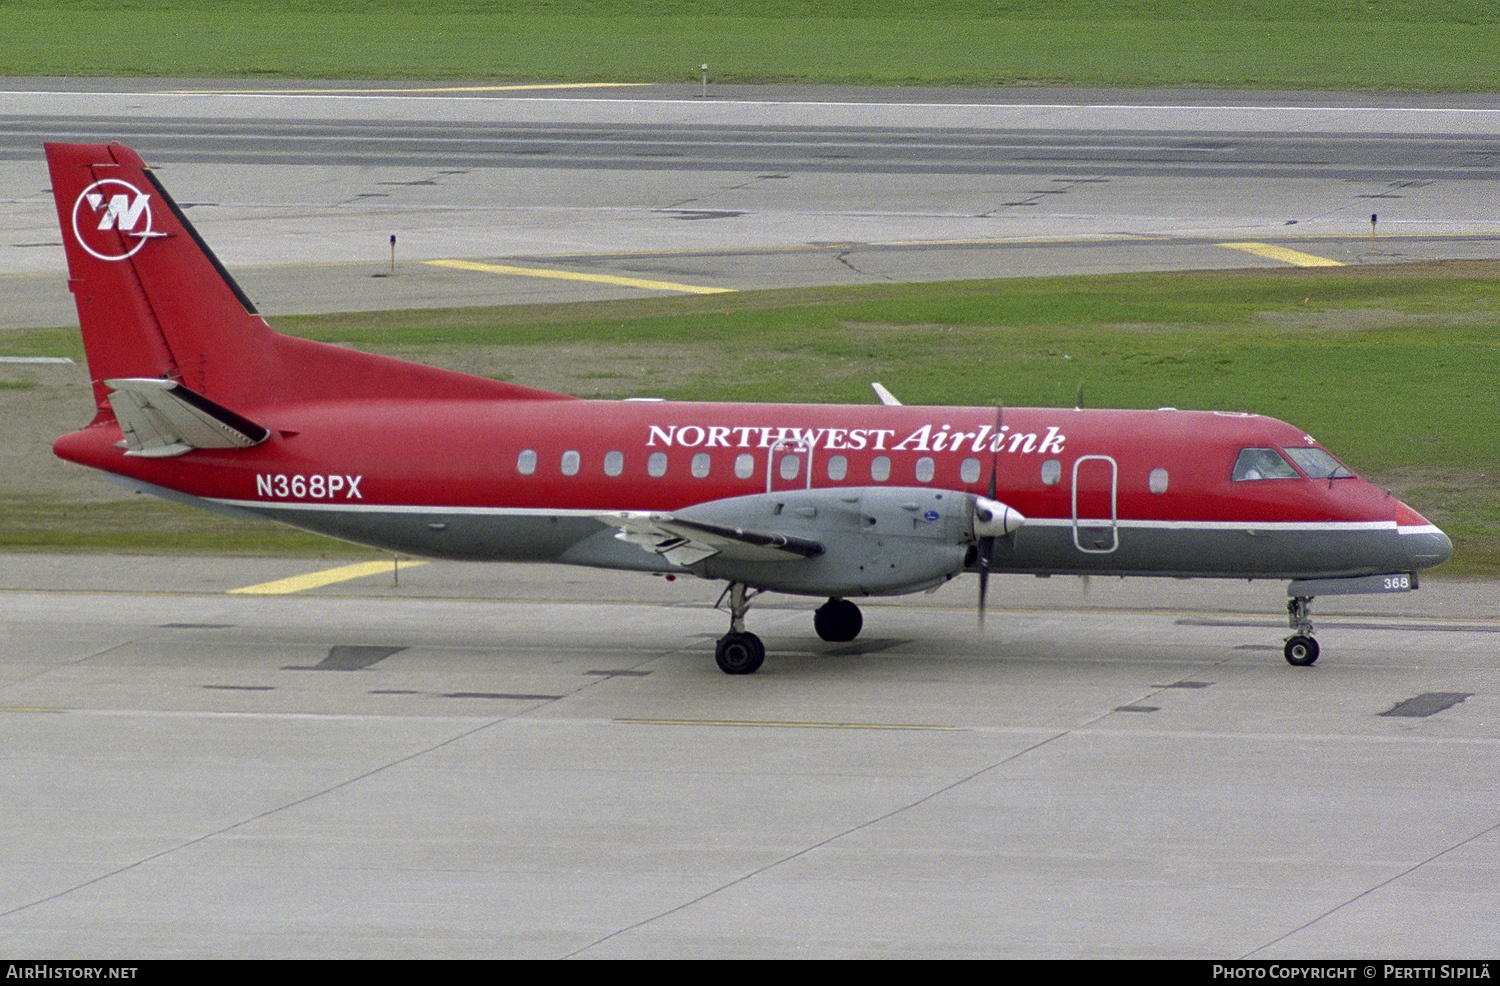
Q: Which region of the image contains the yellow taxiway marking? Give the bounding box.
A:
[1219,242,1346,267]
[618,718,961,731]
[167,83,650,95]
[427,258,733,295]
[228,559,428,596]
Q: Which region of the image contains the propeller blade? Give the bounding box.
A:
[986,403,1003,500]
[973,496,1025,631]
[978,556,990,627]
[977,536,994,629]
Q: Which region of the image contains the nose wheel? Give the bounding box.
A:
[1284,595,1320,666]
[1284,635,1320,666]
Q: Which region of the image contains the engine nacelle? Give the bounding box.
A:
[679,486,977,597]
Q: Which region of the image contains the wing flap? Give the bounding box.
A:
[600,512,823,568]
[105,377,269,457]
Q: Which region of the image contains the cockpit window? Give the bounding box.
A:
[1232,447,1299,481]
[1283,446,1355,479]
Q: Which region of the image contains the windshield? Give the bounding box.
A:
[1231,448,1299,481]
[1283,446,1355,479]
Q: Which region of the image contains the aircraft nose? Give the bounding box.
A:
[1403,523,1453,571]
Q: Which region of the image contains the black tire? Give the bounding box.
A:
[715,631,765,674]
[813,598,863,642]
[1284,635,1320,667]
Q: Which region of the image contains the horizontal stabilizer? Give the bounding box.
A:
[105,378,269,457]
[600,512,824,568]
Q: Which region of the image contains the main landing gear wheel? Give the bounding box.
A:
[715,631,765,675]
[813,598,863,642]
[1284,635,1320,667]
[715,582,767,675]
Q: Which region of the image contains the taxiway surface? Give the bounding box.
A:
[1,554,1497,958]
[5,82,1500,327]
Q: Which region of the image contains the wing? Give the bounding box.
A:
[599,512,824,569]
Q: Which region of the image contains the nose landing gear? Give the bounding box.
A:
[1284,595,1320,666]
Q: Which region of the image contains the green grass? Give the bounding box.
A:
[0,494,367,555]
[3,1,1498,90]
[0,329,82,361]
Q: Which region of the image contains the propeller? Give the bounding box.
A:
[973,404,1025,628]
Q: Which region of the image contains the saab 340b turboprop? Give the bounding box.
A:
[45,142,1452,674]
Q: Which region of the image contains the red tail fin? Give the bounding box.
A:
[46,142,565,416]
[48,142,277,413]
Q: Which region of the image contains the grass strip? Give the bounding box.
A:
[2,1,1497,90]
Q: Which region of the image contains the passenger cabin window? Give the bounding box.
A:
[561,450,580,477]
[1149,467,1169,494]
[1232,448,1299,481]
[915,456,935,483]
[692,452,711,478]
[648,451,668,478]
[827,455,848,481]
[961,457,981,485]
[1283,447,1355,480]
[1041,459,1061,486]
[734,452,755,480]
[604,450,624,477]
[871,456,891,482]
[517,449,537,476]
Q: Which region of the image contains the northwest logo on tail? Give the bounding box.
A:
[70,179,163,260]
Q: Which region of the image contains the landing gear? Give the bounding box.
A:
[715,583,765,675]
[1284,595,1320,666]
[813,597,863,642]
[1284,635,1320,667]
[713,589,868,673]
[715,631,765,675]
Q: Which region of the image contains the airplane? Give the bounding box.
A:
[43,141,1453,674]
